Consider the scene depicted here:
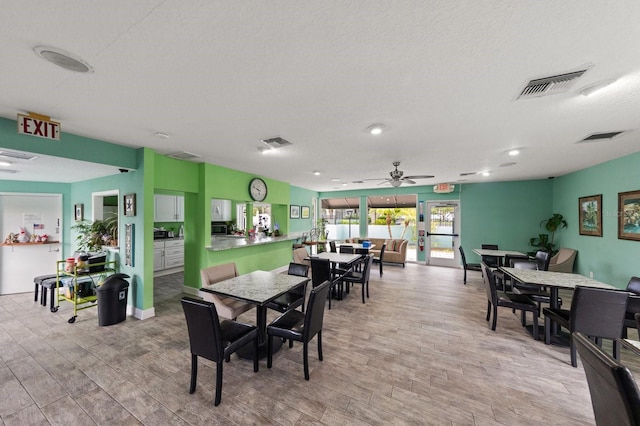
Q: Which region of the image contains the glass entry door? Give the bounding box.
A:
[426,202,460,267]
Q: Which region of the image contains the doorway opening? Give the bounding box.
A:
[426,201,459,268]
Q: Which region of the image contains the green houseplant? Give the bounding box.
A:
[71,216,118,253]
[529,213,567,254]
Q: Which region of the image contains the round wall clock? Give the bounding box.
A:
[249,178,267,201]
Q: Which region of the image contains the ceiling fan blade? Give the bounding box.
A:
[403,179,416,184]
[377,179,391,186]
[360,178,388,181]
[404,174,435,179]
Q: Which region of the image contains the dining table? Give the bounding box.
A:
[336,243,376,252]
[498,267,618,344]
[200,270,309,359]
[473,248,528,267]
[308,252,362,299]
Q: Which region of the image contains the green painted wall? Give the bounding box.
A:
[0,117,136,170]
[552,152,640,287]
[458,180,553,264]
[289,185,318,233]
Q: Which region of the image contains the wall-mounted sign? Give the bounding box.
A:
[434,183,455,194]
[17,112,60,141]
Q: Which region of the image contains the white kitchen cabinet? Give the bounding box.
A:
[153,239,184,271]
[211,199,232,221]
[154,194,184,222]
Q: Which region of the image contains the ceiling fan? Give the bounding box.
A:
[357,161,435,187]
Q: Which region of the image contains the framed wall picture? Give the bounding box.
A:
[301,206,310,219]
[124,193,136,217]
[579,194,602,237]
[290,205,300,219]
[618,190,640,241]
[74,204,84,221]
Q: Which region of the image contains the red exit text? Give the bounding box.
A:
[17,113,60,141]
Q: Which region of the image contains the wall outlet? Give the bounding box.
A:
[589,271,594,278]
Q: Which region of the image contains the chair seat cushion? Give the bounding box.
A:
[542,307,571,327]
[267,309,305,340]
[268,292,303,310]
[497,291,537,310]
[220,320,258,353]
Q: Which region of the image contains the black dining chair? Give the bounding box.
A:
[481,244,500,268]
[483,264,540,340]
[459,246,481,285]
[372,243,386,277]
[341,255,374,304]
[511,251,560,310]
[267,280,331,380]
[622,277,640,338]
[310,257,339,309]
[329,241,337,253]
[543,286,629,367]
[181,297,259,406]
[574,331,640,425]
[266,263,310,313]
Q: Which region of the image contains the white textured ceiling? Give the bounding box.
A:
[2,1,640,190]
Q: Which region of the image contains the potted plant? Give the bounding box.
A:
[71,217,118,253]
[529,213,567,255]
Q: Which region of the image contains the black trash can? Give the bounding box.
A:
[96,273,130,326]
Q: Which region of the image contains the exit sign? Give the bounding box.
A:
[17,113,60,141]
[434,183,455,193]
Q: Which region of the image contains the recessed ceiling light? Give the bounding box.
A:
[34,46,93,73]
[479,171,491,177]
[154,131,170,139]
[0,161,11,167]
[367,124,385,135]
[313,171,321,176]
[342,183,348,186]
[508,149,520,156]
[579,79,617,96]
[258,147,276,155]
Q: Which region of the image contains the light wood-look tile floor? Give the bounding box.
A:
[3,263,636,424]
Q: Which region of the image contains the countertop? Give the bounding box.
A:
[206,233,305,252]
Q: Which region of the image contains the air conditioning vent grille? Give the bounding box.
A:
[517,69,589,99]
[167,151,202,160]
[578,131,625,143]
[0,150,38,160]
[459,172,477,176]
[261,137,291,148]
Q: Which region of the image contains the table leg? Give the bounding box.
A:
[237,305,282,360]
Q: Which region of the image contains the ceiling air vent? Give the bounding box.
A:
[0,169,18,174]
[0,150,38,160]
[517,68,590,99]
[261,137,291,149]
[166,151,202,160]
[459,172,477,176]
[578,131,625,143]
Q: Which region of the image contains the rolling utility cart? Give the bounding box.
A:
[52,259,117,323]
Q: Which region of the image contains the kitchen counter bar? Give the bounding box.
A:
[206,233,305,252]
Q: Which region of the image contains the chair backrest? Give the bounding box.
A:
[571,286,629,339]
[303,281,331,343]
[310,258,331,288]
[355,248,368,255]
[329,241,337,253]
[482,244,499,250]
[534,251,551,271]
[627,277,640,295]
[513,260,538,270]
[459,246,468,268]
[482,264,498,305]
[362,255,374,282]
[200,262,238,286]
[181,297,224,362]
[339,245,354,254]
[505,254,529,267]
[574,331,640,426]
[288,262,309,278]
[378,243,387,260]
[481,244,499,266]
[292,247,311,267]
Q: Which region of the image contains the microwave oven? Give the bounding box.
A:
[211,223,228,235]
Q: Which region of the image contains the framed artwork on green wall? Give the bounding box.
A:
[290,205,300,219]
[301,206,310,219]
[579,194,602,237]
[619,190,640,241]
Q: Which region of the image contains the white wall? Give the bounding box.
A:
[0,193,62,294]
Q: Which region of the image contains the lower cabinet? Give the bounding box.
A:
[154,239,184,272]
